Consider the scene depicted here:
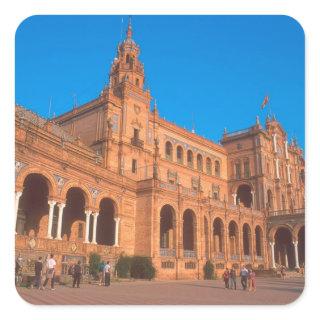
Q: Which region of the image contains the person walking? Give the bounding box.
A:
[240,265,249,290]
[223,268,229,289]
[34,257,43,290]
[43,254,56,290]
[248,269,256,292]
[98,260,106,286]
[104,261,111,287]
[230,267,237,290]
[280,265,286,280]
[72,261,82,288]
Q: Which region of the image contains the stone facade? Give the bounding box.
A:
[15,21,305,279]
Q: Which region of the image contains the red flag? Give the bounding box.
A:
[261,95,269,109]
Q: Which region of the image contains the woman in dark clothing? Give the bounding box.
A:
[223,268,230,289]
[72,261,82,288]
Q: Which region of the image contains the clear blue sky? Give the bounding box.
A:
[15,15,305,149]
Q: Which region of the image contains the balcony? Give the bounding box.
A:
[269,208,305,217]
[131,137,144,148]
[214,252,225,260]
[184,250,197,258]
[159,248,176,257]
[255,255,264,261]
[243,255,251,261]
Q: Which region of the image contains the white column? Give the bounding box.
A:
[251,191,255,209]
[275,158,280,179]
[272,133,277,153]
[269,242,276,269]
[114,217,120,246]
[286,164,291,184]
[293,241,300,269]
[284,246,289,268]
[55,203,66,240]
[232,193,237,205]
[84,210,92,243]
[15,191,23,232]
[285,140,289,159]
[46,200,57,239]
[91,212,99,244]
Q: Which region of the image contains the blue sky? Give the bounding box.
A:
[15,15,304,149]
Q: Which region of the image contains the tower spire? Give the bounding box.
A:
[126,16,133,39]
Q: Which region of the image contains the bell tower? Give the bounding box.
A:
[109,19,145,95]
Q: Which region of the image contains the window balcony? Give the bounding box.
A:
[243,255,251,261]
[131,137,144,148]
[214,252,225,260]
[159,248,176,257]
[183,250,197,258]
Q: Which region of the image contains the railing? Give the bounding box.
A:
[159,248,176,257]
[158,181,178,192]
[184,250,197,258]
[214,252,225,260]
[269,208,305,216]
[243,255,251,261]
[181,186,198,197]
[230,254,240,261]
[255,255,264,261]
[224,127,251,138]
[130,137,144,148]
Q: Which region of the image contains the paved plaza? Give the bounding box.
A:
[16,277,304,305]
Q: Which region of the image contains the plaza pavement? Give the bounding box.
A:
[16,277,304,305]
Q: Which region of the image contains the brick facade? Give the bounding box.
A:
[15,21,305,279]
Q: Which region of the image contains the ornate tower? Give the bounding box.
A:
[109,20,145,97]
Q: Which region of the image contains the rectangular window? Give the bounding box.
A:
[235,163,241,179]
[134,128,139,140]
[244,160,250,178]
[132,159,137,174]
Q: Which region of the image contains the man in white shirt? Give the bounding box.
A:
[104,261,111,287]
[43,254,56,290]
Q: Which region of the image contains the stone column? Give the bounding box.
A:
[15,191,23,232]
[293,241,300,269]
[269,242,276,268]
[47,200,57,239]
[55,203,66,240]
[285,140,289,159]
[275,158,280,179]
[232,193,237,205]
[114,216,120,247]
[286,164,291,184]
[84,210,92,243]
[251,191,255,209]
[284,245,289,268]
[91,212,99,244]
[272,133,277,153]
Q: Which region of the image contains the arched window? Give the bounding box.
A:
[215,160,221,177]
[126,54,130,63]
[197,154,203,172]
[206,158,212,175]
[187,150,193,168]
[165,141,173,161]
[177,146,183,165]
[135,78,140,87]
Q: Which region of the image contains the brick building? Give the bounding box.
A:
[15,21,305,279]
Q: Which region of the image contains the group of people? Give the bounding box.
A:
[16,253,112,290]
[223,266,256,292]
[98,260,112,287]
